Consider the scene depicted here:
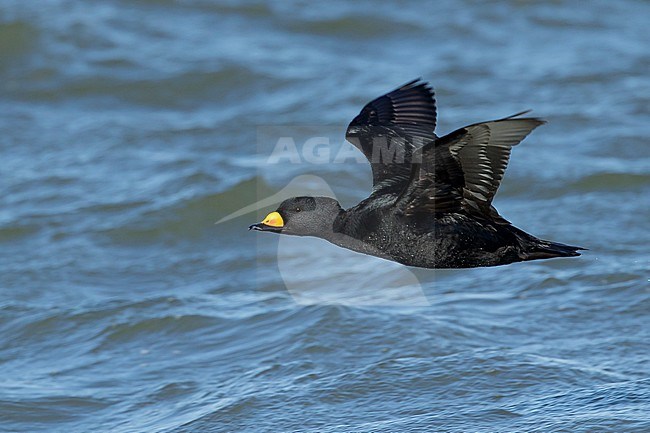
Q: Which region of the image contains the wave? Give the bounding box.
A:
[13,65,276,107]
[99,176,270,243]
[0,20,37,60]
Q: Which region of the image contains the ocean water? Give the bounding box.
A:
[1,0,649,432]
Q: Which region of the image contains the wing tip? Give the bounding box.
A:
[401,77,423,87]
[505,109,532,118]
[502,110,547,125]
[395,77,433,93]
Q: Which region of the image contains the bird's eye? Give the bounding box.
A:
[295,207,301,212]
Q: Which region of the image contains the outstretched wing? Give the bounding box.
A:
[346,79,438,192]
[398,113,545,216]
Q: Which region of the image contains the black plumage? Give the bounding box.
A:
[250,79,583,268]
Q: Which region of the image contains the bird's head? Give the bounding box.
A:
[249,196,342,237]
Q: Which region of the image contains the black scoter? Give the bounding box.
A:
[250,79,583,268]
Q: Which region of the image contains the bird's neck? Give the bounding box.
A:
[318,211,388,259]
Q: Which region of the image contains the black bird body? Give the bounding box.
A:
[332,201,576,268]
[250,80,583,268]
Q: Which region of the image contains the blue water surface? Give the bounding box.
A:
[1,1,649,432]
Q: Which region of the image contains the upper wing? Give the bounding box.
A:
[398,113,545,216]
[346,79,438,192]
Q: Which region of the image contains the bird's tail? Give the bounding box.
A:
[510,226,585,261]
[520,240,584,261]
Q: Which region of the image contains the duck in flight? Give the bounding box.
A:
[250,79,583,268]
